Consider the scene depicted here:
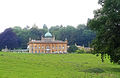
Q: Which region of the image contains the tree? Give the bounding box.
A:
[88,0,120,63]
[77,24,86,30]
[76,25,96,47]
[11,24,95,49]
[0,28,19,50]
[57,26,77,45]
[67,45,78,53]
[43,24,48,30]
[12,26,46,49]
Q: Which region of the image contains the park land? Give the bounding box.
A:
[0,52,120,78]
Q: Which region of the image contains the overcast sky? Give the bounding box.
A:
[0,0,101,32]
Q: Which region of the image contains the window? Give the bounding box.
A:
[46,46,49,49]
[52,46,54,49]
[32,45,33,49]
[39,50,40,53]
[35,45,37,49]
[39,45,40,49]
[56,46,57,49]
[35,50,37,53]
[42,45,44,49]
[59,45,61,49]
[63,45,64,49]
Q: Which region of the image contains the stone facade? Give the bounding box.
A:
[28,32,67,53]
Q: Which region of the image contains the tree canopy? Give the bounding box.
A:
[0,28,19,50]
[67,45,78,53]
[88,0,120,63]
[0,24,95,50]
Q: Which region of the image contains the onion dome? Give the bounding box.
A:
[45,31,52,37]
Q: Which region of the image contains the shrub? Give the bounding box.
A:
[67,45,78,53]
[75,49,84,54]
[118,60,120,65]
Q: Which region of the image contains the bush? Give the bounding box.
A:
[118,60,120,65]
[75,49,84,54]
[67,45,78,53]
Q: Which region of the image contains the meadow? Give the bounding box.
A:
[0,52,120,78]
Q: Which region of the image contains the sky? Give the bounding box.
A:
[0,0,101,32]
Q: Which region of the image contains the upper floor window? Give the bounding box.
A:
[52,45,54,49]
[59,45,61,49]
[63,45,64,49]
[42,46,44,49]
[31,45,33,49]
[56,46,57,49]
[39,45,40,49]
[35,45,37,49]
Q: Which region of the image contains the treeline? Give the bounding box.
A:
[0,24,96,50]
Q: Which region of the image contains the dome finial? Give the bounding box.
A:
[48,29,49,32]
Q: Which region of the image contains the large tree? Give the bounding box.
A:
[0,28,19,50]
[13,26,46,49]
[88,0,120,63]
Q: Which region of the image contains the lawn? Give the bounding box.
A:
[0,52,120,78]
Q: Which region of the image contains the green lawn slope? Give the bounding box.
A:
[0,52,120,78]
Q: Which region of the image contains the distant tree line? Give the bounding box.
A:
[0,24,95,50]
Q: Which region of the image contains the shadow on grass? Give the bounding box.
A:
[104,67,120,72]
[83,68,105,73]
[111,68,120,72]
[83,67,120,73]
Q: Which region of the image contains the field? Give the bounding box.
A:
[0,52,120,78]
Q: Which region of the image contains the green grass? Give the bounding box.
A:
[0,52,120,78]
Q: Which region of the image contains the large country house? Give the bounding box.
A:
[28,31,67,53]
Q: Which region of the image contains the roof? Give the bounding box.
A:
[29,40,67,44]
[45,31,52,37]
[28,31,67,44]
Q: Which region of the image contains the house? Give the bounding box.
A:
[28,31,67,53]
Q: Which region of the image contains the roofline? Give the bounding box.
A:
[28,42,67,44]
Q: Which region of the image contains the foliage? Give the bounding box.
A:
[12,26,46,49]
[0,52,120,78]
[67,45,78,53]
[75,49,85,54]
[118,60,120,65]
[88,0,120,63]
[0,24,95,49]
[43,24,48,30]
[50,25,95,46]
[0,28,19,50]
